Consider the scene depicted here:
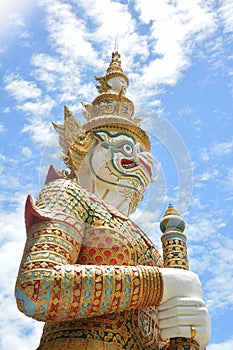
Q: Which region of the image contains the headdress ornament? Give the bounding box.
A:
[95,50,129,93]
[53,48,151,174]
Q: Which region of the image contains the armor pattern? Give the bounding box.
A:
[15,179,163,349]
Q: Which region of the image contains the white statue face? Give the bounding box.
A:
[107,76,127,92]
[78,130,154,213]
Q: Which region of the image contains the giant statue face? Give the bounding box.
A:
[78,129,154,214]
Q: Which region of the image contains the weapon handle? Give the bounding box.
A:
[160,205,199,350]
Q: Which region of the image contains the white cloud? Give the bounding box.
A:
[0,123,7,133]
[31,53,96,104]
[187,217,223,243]
[178,106,193,117]
[0,1,33,21]
[197,169,219,182]
[4,74,56,118]
[39,0,99,65]
[0,0,35,42]
[3,107,11,113]
[76,0,137,45]
[185,213,233,311]
[2,0,218,116]
[22,147,32,158]
[33,0,217,109]
[225,167,233,188]
[22,118,54,145]
[201,138,233,161]
[135,0,216,86]
[18,95,55,116]
[0,156,22,190]
[5,75,42,102]
[208,338,233,350]
[7,13,30,40]
[211,139,233,156]
[132,210,161,237]
[31,53,77,88]
[219,0,233,34]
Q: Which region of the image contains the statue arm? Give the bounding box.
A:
[15,220,163,322]
[15,179,164,322]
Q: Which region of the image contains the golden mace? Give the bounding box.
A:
[160,204,199,350]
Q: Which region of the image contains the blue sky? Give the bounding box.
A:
[0,0,233,349]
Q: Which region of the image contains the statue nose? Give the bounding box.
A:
[133,143,141,164]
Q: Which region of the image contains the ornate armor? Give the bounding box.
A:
[16,175,164,349]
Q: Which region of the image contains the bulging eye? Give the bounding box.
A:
[122,144,133,154]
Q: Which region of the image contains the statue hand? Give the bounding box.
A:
[156,296,211,349]
[152,268,211,349]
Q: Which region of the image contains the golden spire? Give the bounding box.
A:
[105,51,129,86]
[114,37,119,52]
[95,45,129,94]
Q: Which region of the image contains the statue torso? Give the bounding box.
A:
[35,179,162,349]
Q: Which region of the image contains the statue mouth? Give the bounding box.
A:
[121,157,153,178]
[121,158,137,169]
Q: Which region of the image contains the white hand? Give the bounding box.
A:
[153,268,211,349]
[157,297,211,349]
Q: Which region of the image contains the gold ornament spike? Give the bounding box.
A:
[81,102,93,120]
[63,106,84,143]
[94,75,110,93]
[52,106,83,151]
[114,37,119,52]
[52,106,87,171]
[52,121,66,150]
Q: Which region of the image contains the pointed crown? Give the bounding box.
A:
[53,48,151,174]
[82,49,150,149]
[105,51,129,85]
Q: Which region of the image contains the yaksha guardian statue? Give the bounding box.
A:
[15,50,210,350]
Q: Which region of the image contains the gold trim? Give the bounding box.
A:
[191,325,196,339]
